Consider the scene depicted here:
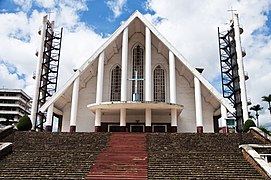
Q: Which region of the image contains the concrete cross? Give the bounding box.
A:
[129,71,144,101]
[228,7,237,20]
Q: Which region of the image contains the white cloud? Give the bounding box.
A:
[58,25,105,88]
[35,0,56,9]
[0,0,104,98]
[0,63,25,89]
[13,0,33,11]
[106,0,127,18]
[145,0,271,129]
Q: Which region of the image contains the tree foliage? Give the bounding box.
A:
[262,94,271,114]
[243,119,256,132]
[259,126,270,134]
[249,104,263,127]
[16,115,32,131]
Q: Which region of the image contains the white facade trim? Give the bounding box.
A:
[194,76,203,127]
[121,27,129,101]
[145,26,152,101]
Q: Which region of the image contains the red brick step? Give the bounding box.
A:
[86,133,148,179]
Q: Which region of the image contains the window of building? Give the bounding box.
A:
[154,65,165,102]
[132,45,144,101]
[110,65,121,101]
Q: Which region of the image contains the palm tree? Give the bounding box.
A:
[262,94,271,114]
[250,104,263,127]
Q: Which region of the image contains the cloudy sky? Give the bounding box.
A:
[0,0,271,129]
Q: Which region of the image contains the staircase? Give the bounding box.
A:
[0,132,110,179]
[147,133,266,179]
[86,133,148,179]
[0,132,267,179]
[0,126,13,160]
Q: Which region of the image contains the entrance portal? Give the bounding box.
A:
[101,123,171,132]
[108,125,121,132]
[130,124,144,132]
[153,125,167,132]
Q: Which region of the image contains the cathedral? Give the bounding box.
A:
[38,11,234,133]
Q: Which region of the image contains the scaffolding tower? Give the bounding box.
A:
[31,15,63,131]
[218,14,248,132]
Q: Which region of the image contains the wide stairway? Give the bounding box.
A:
[147,133,266,179]
[0,131,268,179]
[0,131,110,179]
[86,133,148,179]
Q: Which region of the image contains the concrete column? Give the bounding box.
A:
[30,15,48,130]
[194,76,203,133]
[45,103,54,132]
[145,27,152,101]
[145,108,152,132]
[94,52,105,131]
[233,13,249,122]
[169,51,176,104]
[221,104,228,133]
[96,51,105,104]
[120,108,126,132]
[171,109,177,132]
[70,77,80,132]
[95,108,101,132]
[121,27,128,101]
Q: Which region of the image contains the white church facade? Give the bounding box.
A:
[39,11,234,133]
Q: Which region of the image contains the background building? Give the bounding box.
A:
[0,89,31,126]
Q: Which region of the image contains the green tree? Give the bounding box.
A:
[258,126,270,134]
[262,94,271,114]
[16,115,32,131]
[243,119,256,132]
[250,104,263,127]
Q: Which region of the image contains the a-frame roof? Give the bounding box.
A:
[40,10,234,114]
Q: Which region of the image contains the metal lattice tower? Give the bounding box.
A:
[218,21,244,132]
[31,15,63,131]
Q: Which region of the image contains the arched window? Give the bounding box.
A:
[154,65,165,102]
[132,45,144,101]
[110,65,121,101]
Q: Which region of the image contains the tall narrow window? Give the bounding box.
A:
[110,65,121,101]
[154,65,165,102]
[132,45,144,101]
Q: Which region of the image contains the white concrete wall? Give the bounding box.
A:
[175,66,215,132]
[61,102,71,132]
[176,75,196,132]
[76,77,96,132]
[61,77,96,132]
[202,97,215,132]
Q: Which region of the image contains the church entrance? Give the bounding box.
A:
[130,124,144,132]
[108,124,121,132]
[100,123,171,132]
[153,125,167,132]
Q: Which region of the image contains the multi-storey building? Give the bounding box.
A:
[0,89,31,125]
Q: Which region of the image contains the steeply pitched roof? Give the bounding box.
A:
[40,10,234,113]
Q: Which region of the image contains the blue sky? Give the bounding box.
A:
[81,0,154,36]
[0,0,271,128]
[0,0,153,36]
